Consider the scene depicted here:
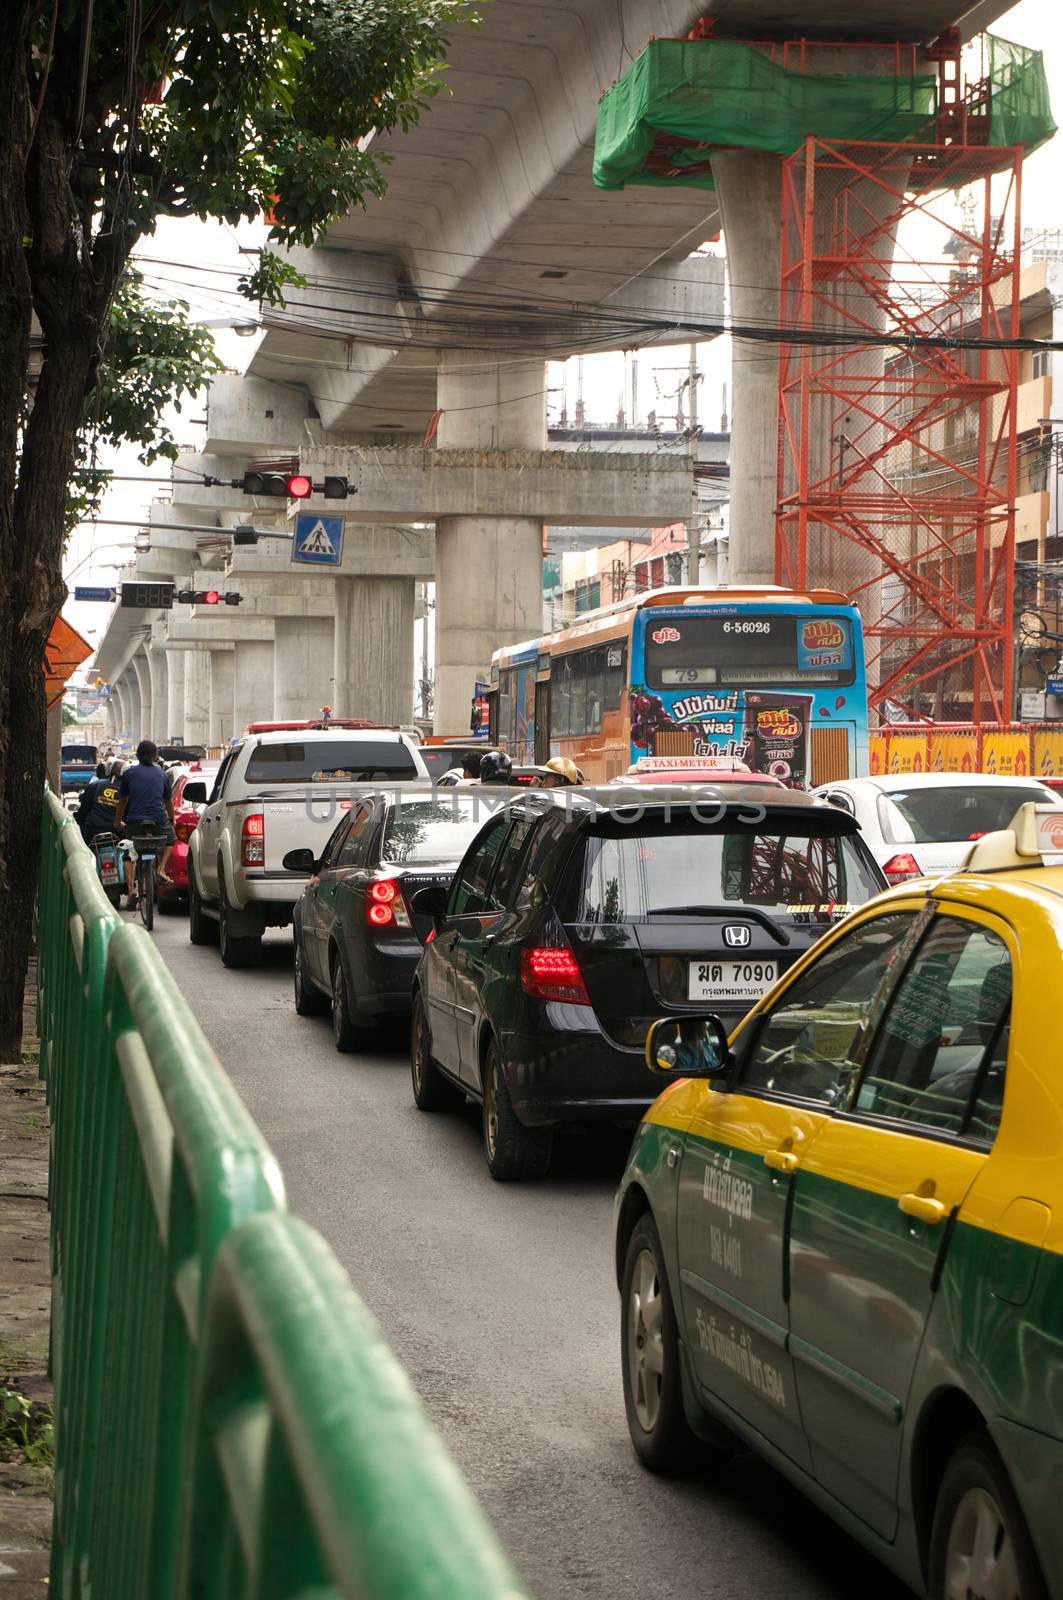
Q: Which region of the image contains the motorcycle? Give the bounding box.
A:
[89,832,123,909]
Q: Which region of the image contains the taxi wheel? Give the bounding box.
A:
[621,1214,697,1475]
[410,993,461,1111]
[482,1042,552,1182]
[293,936,328,1017]
[930,1436,1048,1600]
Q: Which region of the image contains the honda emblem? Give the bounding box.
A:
[723,925,751,948]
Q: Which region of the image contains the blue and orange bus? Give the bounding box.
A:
[487,586,869,787]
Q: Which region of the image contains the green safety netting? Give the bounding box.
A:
[592,35,1056,192]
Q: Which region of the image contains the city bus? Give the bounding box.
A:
[486,586,868,787]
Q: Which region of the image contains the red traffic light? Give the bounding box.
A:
[203,590,221,605]
[286,474,313,499]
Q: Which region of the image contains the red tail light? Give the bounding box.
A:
[367,877,410,930]
[882,852,921,883]
[520,946,591,1005]
[241,813,265,867]
[174,814,197,844]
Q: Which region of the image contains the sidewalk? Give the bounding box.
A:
[0,967,52,1595]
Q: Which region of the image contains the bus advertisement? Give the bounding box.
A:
[488,588,869,788]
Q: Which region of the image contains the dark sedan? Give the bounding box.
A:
[408,785,887,1181]
[284,787,492,1050]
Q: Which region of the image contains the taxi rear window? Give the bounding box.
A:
[244,740,418,783]
[574,818,883,923]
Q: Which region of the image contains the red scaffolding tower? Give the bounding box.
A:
[775,135,1022,723]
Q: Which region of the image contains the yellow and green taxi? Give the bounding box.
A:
[615,803,1063,1600]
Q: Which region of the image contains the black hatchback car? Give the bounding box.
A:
[284,787,491,1050]
[409,785,886,1180]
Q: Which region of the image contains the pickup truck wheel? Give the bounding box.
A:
[482,1041,553,1181]
[410,992,461,1111]
[219,878,262,969]
[330,950,365,1052]
[188,861,218,946]
[294,935,328,1017]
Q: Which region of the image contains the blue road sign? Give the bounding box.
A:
[292,513,344,566]
[1048,677,1063,697]
[73,585,117,602]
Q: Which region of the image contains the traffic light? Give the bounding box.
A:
[176,589,242,606]
[239,469,350,499]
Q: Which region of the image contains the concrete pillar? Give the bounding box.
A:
[333,575,415,725]
[113,682,128,737]
[148,647,169,741]
[167,650,186,744]
[125,670,142,736]
[208,649,235,746]
[273,618,334,721]
[132,651,152,740]
[232,639,275,732]
[183,650,211,746]
[711,150,782,586]
[434,352,546,733]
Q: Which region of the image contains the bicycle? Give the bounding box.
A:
[123,825,163,931]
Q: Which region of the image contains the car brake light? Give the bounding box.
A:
[520,946,591,1005]
[367,877,410,930]
[175,817,195,843]
[882,852,921,883]
[241,813,265,867]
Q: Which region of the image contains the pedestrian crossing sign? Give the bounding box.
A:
[292,513,344,566]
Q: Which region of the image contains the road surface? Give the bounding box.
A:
[154,916,910,1600]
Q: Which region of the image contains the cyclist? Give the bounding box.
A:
[75,759,123,845]
[115,740,176,908]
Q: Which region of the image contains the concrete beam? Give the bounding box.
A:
[172,446,693,527]
[227,525,433,580]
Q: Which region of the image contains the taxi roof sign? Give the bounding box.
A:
[963,803,1063,872]
[631,755,751,773]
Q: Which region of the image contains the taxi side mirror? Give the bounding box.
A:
[410,884,449,920]
[646,1015,732,1079]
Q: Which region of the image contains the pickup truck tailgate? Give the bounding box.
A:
[236,791,354,874]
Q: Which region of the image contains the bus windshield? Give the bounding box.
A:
[644,612,854,688]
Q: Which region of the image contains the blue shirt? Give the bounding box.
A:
[119,763,172,827]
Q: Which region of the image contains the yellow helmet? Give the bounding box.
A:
[545,756,583,785]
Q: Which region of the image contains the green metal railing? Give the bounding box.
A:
[37,790,529,1600]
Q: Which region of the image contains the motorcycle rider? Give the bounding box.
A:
[75,759,124,845]
[478,750,514,785]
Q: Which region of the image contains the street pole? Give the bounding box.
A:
[687,343,701,587]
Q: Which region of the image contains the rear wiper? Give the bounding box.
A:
[646,905,791,945]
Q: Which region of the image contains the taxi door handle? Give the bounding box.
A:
[898,1192,947,1225]
[764,1148,799,1174]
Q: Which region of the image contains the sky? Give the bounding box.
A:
[63,0,1063,673]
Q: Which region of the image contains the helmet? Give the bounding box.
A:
[479,750,513,784]
[544,756,583,786]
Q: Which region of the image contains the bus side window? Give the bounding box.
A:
[605,642,627,711]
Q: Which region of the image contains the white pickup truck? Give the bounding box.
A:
[187,728,429,967]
